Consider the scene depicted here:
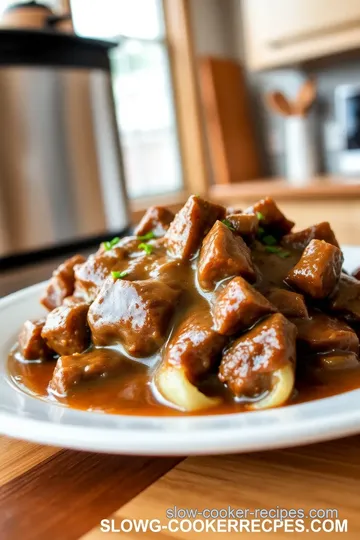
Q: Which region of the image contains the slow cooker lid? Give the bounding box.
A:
[4,1,52,13]
[0,29,117,69]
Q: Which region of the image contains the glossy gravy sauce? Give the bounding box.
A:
[8,349,360,416]
[8,241,360,416]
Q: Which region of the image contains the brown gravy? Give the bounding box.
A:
[8,348,360,416]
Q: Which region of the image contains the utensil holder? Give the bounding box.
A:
[285,116,317,186]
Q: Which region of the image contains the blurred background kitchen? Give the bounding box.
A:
[2,0,360,293]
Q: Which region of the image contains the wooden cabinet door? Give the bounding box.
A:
[242,0,360,70]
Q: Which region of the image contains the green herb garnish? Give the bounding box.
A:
[265,246,282,254]
[262,234,277,246]
[138,242,153,255]
[256,211,265,221]
[103,236,120,251]
[221,218,235,232]
[265,245,290,258]
[111,270,128,279]
[265,246,282,253]
[257,226,265,236]
[137,231,155,241]
[278,250,290,258]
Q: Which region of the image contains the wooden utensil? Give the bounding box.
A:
[265,91,293,117]
[294,79,317,116]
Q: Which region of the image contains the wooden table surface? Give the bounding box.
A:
[1,255,360,539]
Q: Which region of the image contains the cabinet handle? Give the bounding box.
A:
[268,19,360,48]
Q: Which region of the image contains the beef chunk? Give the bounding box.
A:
[42,303,90,356]
[149,257,189,292]
[226,213,259,241]
[18,319,51,360]
[226,207,242,215]
[88,278,181,357]
[244,197,294,236]
[198,221,256,291]
[213,277,277,335]
[62,295,88,307]
[164,309,227,383]
[352,267,360,281]
[74,250,125,302]
[49,349,143,395]
[282,222,339,250]
[134,206,174,237]
[266,288,309,318]
[41,254,85,310]
[219,313,297,396]
[105,236,139,255]
[286,239,343,299]
[293,313,359,354]
[165,195,225,260]
[329,274,360,321]
[75,235,154,301]
[314,352,359,371]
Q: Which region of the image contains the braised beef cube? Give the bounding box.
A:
[164,309,227,383]
[149,257,188,292]
[244,197,294,236]
[41,254,85,310]
[62,295,88,307]
[74,249,126,302]
[226,213,259,241]
[49,349,143,395]
[88,278,181,357]
[286,240,343,299]
[352,267,360,281]
[42,303,90,356]
[97,236,141,256]
[300,351,359,384]
[18,319,51,360]
[134,206,174,237]
[329,274,360,321]
[219,313,297,397]
[198,221,256,291]
[266,288,309,318]
[315,352,359,371]
[226,207,242,215]
[293,313,359,354]
[213,277,277,335]
[165,195,226,260]
[282,222,339,250]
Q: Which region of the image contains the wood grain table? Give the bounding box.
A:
[1,256,360,539]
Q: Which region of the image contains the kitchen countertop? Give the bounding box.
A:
[1,252,360,539]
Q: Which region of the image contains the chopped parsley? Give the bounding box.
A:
[221,218,235,232]
[138,242,154,255]
[111,270,128,279]
[262,234,277,246]
[265,246,282,254]
[278,250,291,258]
[103,236,120,251]
[257,226,265,236]
[137,231,155,241]
[265,245,290,258]
[256,211,265,221]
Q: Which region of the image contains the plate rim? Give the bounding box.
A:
[1,396,360,455]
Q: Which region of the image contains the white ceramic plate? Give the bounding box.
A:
[1,246,360,456]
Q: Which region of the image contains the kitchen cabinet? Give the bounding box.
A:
[242,0,360,70]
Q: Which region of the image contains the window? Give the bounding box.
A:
[71,0,182,199]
